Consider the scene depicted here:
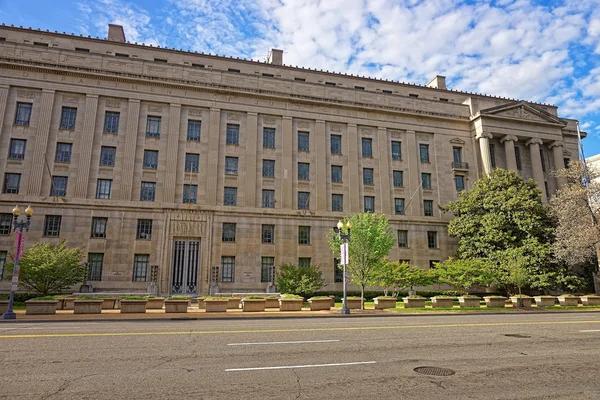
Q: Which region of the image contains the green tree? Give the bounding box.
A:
[433,258,496,294]
[275,263,325,299]
[374,262,436,296]
[5,241,86,295]
[327,212,395,309]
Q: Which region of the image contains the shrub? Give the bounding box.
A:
[281,294,303,299]
[120,296,146,300]
[245,296,265,299]
[275,263,325,299]
[31,296,56,301]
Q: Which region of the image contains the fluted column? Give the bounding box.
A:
[206,108,221,205]
[526,138,547,202]
[27,89,55,195]
[164,104,181,203]
[500,135,518,171]
[549,141,566,188]
[405,130,420,215]
[477,132,493,175]
[74,95,99,197]
[281,116,293,209]
[245,112,258,208]
[315,120,327,211]
[119,99,140,200]
[0,85,9,144]
[377,126,391,215]
[347,123,360,213]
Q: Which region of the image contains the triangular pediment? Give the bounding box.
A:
[449,138,466,145]
[479,101,566,126]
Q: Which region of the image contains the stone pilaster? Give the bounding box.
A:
[377,126,391,215]
[526,138,547,202]
[405,130,420,215]
[27,89,55,196]
[500,135,518,171]
[163,104,181,203]
[549,140,566,188]
[119,99,140,200]
[245,112,258,208]
[206,108,221,205]
[315,120,327,211]
[347,123,360,213]
[74,95,99,198]
[0,85,9,143]
[281,116,293,209]
[477,132,493,175]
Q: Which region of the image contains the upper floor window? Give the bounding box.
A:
[299,257,311,267]
[420,144,430,162]
[187,120,201,141]
[55,142,72,163]
[146,116,161,138]
[185,153,199,172]
[14,103,32,126]
[455,175,465,192]
[225,157,239,175]
[393,170,403,187]
[331,134,342,155]
[364,196,375,213]
[262,190,275,208]
[398,230,408,247]
[540,149,546,172]
[96,179,112,199]
[143,150,158,169]
[515,147,522,170]
[9,139,26,159]
[298,163,310,181]
[298,131,309,151]
[183,184,197,204]
[224,187,237,206]
[490,144,496,168]
[3,173,21,194]
[394,198,405,215]
[362,138,373,157]
[331,165,343,183]
[43,215,62,237]
[421,173,432,189]
[222,223,236,242]
[104,111,120,134]
[332,194,343,212]
[263,160,275,178]
[424,200,434,216]
[427,231,438,249]
[60,107,77,130]
[263,128,275,149]
[262,224,275,243]
[0,214,12,235]
[226,124,239,145]
[100,146,116,166]
[140,182,156,202]
[298,226,311,245]
[50,176,68,197]
[363,168,374,185]
[91,217,108,239]
[453,147,462,164]
[298,192,310,210]
[391,141,402,160]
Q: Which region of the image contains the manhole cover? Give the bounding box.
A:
[413,366,456,376]
[504,334,531,338]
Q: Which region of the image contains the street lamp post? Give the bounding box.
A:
[337,220,352,315]
[2,205,33,320]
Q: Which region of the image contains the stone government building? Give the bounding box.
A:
[0,24,583,296]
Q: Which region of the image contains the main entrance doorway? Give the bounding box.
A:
[170,239,200,295]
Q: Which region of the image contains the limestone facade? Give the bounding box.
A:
[0,25,583,295]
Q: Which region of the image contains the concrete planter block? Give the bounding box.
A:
[403,297,426,308]
[458,297,481,308]
[25,300,58,315]
[346,298,363,309]
[279,299,303,311]
[164,300,189,313]
[197,298,206,309]
[205,299,228,312]
[120,299,148,313]
[242,299,266,312]
[100,298,116,309]
[55,299,64,310]
[63,297,76,310]
[510,296,533,308]
[432,297,454,308]
[558,296,579,306]
[0,300,9,314]
[265,298,280,308]
[581,296,600,306]
[74,300,103,314]
[309,298,331,311]
[329,296,336,307]
[484,297,507,308]
[146,297,165,309]
[227,298,241,309]
[374,298,397,309]
[534,296,557,307]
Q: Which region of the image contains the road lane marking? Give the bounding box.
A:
[228,339,340,346]
[1,319,600,339]
[225,361,376,372]
[580,329,600,332]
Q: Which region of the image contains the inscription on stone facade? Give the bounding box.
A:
[188,109,203,117]
[228,112,241,121]
[361,128,374,136]
[297,121,310,129]
[330,124,342,132]
[108,61,127,68]
[17,90,35,99]
[106,99,121,109]
[148,105,163,113]
[63,96,78,103]
[171,221,204,237]
[263,116,277,125]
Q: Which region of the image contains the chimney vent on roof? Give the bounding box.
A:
[426,75,446,90]
[268,49,283,66]
[108,24,126,43]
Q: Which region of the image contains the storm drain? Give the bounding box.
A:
[413,366,456,376]
[504,334,531,338]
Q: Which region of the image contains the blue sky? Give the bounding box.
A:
[2,0,600,156]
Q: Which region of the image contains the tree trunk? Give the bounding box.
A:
[594,245,600,295]
[361,285,365,310]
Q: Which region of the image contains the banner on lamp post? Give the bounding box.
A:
[340,242,349,266]
[15,231,24,259]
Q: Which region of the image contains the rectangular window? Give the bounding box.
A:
[221,256,235,282]
[364,196,375,212]
[154,58,167,63]
[91,217,108,238]
[183,184,198,204]
[453,147,462,164]
[424,200,434,216]
[262,159,275,178]
[394,198,405,215]
[100,146,116,166]
[382,90,393,94]
[427,231,438,249]
[325,82,336,86]
[43,215,61,237]
[334,259,343,283]
[14,103,32,126]
[331,134,342,155]
[146,116,161,138]
[355,86,365,90]
[421,173,432,189]
[0,251,5,280]
[295,77,306,82]
[96,179,112,199]
[420,144,430,162]
[226,124,240,145]
[187,120,201,141]
[0,213,12,235]
[455,175,465,192]
[393,170,404,187]
[115,53,129,58]
[298,226,311,245]
[143,150,158,169]
[9,139,26,159]
[540,149,546,172]
[564,158,570,168]
[429,260,440,269]
[136,219,153,239]
[398,230,408,248]
[262,73,274,78]
[192,63,204,68]
[50,176,68,197]
[262,224,275,244]
[87,253,104,281]
[224,187,237,206]
[225,157,239,175]
[515,147,522,170]
[3,173,21,194]
[132,254,149,282]
[409,93,419,98]
[222,223,236,242]
[363,168,374,185]
[298,163,310,180]
[545,181,550,198]
[228,68,240,73]
[331,165,343,183]
[490,144,496,168]
[298,258,311,267]
[60,107,77,130]
[298,131,309,151]
[263,127,275,149]
[298,192,310,210]
[262,189,275,208]
[140,182,156,202]
[185,153,199,172]
[75,47,90,52]
[261,257,275,282]
[55,142,72,163]
[391,141,402,160]
[104,111,120,134]
[332,194,343,212]
[362,138,373,157]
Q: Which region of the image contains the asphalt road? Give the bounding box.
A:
[1,313,600,400]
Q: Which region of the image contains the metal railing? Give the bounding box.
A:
[451,161,469,169]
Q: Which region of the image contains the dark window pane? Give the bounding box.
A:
[421,173,432,189]
[91,217,108,238]
[136,219,153,239]
[0,214,13,235]
[332,194,343,212]
[263,128,275,149]
[427,231,437,248]
[133,254,149,281]
[298,163,310,180]
[15,103,32,126]
[261,257,274,282]
[398,230,408,247]
[104,112,120,134]
[331,165,342,183]
[143,150,158,169]
[3,173,21,194]
[298,131,309,151]
[391,141,401,160]
[146,116,161,138]
[185,153,199,172]
[455,175,465,192]
[262,190,275,208]
[187,120,201,141]
[331,135,342,154]
[298,192,310,210]
[420,144,430,162]
[424,200,434,216]
[393,171,403,187]
[55,143,72,163]
[43,215,61,237]
[394,198,405,215]
[362,138,372,157]
[9,139,26,159]
[225,157,238,175]
[226,124,240,145]
[50,176,68,196]
[221,256,235,282]
[262,160,275,178]
[363,168,374,185]
[298,226,310,245]
[100,146,116,166]
[183,184,197,204]
[364,196,375,212]
[140,182,156,201]
[60,107,77,130]
[224,187,237,206]
[88,253,104,281]
[222,223,236,242]
[96,179,112,199]
[262,225,274,243]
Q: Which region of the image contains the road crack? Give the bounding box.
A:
[292,368,302,400]
[40,373,97,400]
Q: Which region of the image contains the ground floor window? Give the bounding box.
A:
[88,253,104,281]
[133,254,149,282]
[261,257,274,282]
[221,256,235,283]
